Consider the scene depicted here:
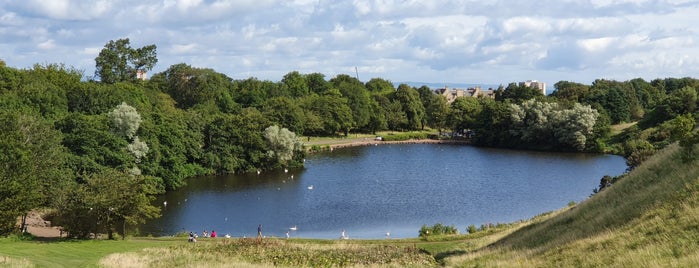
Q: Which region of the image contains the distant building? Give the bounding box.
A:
[434,85,495,103]
[136,70,147,80]
[519,80,546,95]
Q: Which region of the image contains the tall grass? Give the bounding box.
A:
[100,238,437,268]
[448,143,699,267]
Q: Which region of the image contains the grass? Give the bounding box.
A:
[0,237,181,268]
[5,141,699,267]
[445,142,699,267]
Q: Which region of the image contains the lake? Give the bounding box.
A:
[139,143,627,239]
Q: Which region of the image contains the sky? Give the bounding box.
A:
[2,0,699,89]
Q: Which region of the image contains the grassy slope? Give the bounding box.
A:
[447,143,699,267]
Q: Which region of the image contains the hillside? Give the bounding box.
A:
[447,142,699,267]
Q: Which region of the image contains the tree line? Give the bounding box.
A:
[1,38,697,238]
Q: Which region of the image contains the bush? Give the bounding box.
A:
[467,224,478,234]
[419,223,458,238]
[382,132,428,141]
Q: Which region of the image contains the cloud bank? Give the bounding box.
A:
[1,0,698,86]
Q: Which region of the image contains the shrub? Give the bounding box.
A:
[419,223,459,238]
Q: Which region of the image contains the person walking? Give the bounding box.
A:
[257,224,263,239]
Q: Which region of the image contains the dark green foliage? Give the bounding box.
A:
[393,84,425,130]
[0,112,68,236]
[495,82,543,103]
[56,169,161,239]
[153,63,233,109]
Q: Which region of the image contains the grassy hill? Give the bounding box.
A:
[446,142,699,267]
[3,142,699,267]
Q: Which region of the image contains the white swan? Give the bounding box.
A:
[307,185,314,190]
[289,226,298,231]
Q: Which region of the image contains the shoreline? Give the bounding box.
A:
[305,138,471,151]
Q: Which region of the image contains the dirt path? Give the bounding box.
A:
[20,210,62,238]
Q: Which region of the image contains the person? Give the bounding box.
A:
[340,229,347,239]
[188,231,196,242]
[257,224,263,239]
[285,230,290,239]
[203,230,208,238]
[211,229,217,238]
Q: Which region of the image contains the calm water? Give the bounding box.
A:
[139,144,626,239]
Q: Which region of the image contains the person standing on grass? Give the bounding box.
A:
[257,224,263,239]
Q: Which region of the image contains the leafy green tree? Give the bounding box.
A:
[304,73,331,95]
[232,77,269,108]
[301,89,354,136]
[264,125,304,168]
[95,38,157,84]
[551,81,590,103]
[552,103,599,150]
[331,75,371,134]
[365,78,395,93]
[0,112,68,235]
[365,98,388,134]
[472,98,513,147]
[153,63,233,109]
[447,97,481,135]
[393,84,425,130]
[509,99,557,144]
[59,169,160,239]
[262,97,306,134]
[57,113,130,171]
[425,95,448,133]
[108,102,142,139]
[0,64,24,93]
[281,71,309,98]
[495,83,543,103]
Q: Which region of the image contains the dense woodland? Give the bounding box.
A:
[1,39,698,239]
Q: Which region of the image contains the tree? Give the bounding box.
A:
[0,112,68,235]
[495,82,543,103]
[95,38,157,84]
[552,103,599,150]
[108,102,142,139]
[393,84,425,130]
[365,78,395,93]
[264,125,304,168]
[153,63,233,109]
[281,71,309,97]
[59,169,160,239]
[447,97,481,135]
[332,75,371,134]
[262,97,306,134]
[304,73,331,95]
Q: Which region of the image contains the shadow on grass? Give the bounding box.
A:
[434,250,468,264]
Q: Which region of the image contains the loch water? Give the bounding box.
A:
[139,144,627,239]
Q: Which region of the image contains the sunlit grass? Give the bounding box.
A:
[446,143,699,267]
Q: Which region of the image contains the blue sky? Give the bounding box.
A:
[2,0,698,88]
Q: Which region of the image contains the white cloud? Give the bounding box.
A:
[1,0,698,85]
[37,39,55,50]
